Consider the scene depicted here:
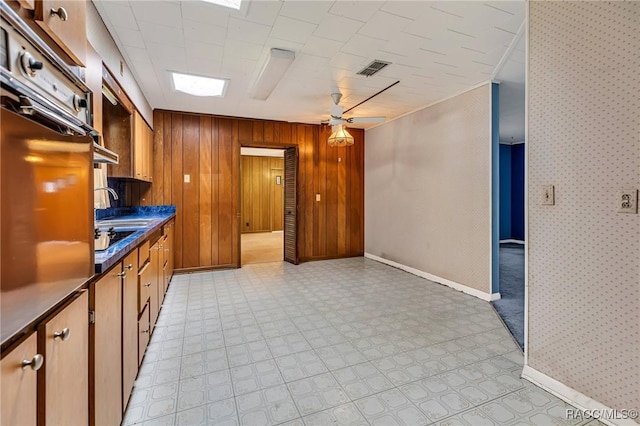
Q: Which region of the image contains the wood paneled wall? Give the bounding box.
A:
[145,110,364,270]
[241,156,284,233]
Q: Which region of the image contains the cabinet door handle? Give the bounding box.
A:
[117,271,127,278]
[141,328,149,334]
[50,7,68,21]
[145,282,151,287]
[126,264,134,271]
[22,354,44,371]
[53,327,70,341]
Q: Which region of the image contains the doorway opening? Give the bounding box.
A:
[240,147,297,266]
[492,30,526,349]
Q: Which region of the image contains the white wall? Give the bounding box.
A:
[86,2,153,126]
[365,84,494,298]
[526,1,640,415]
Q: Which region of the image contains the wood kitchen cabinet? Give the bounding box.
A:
[90,266,122,426]
[38,291,89,426]
[34,0,87,66]
[133,111,153,182]
[149,240,161,331]
[121,250,139,411]
[1,333,40,426]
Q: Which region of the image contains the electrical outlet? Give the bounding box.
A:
[618,189,638,213]
[542,185,554,205]
[316,193,321,201]
[184,174,190,183]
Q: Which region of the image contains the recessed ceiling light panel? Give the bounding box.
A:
[200,0,241,10]
[170,72,229,97]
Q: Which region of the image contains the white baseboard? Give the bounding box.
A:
[364,253,500,302]
[500,239,525,244]
[522,365,639,426]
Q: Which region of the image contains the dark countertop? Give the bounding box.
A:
[94,206,176,273]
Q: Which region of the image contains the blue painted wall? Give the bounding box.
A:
[511,144,525,240]
[499,145,512,240]
[498,143,525,241]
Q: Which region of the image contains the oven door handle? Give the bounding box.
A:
[19,96,87,136]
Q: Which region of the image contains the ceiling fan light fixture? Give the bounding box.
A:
[327,125,354,147]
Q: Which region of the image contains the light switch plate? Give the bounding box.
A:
[542,185,554,205]
[618,189,638,213]
[316,193,321,201]
[184,174,190,183]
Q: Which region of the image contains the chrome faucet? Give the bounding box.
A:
[94,187,119,224]
[94,187,119,201]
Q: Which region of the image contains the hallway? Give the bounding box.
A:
[123,258,594,426]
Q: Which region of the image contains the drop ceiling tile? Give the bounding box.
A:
[382,33,432,57]
[375,63,421,81]
[485,1,526,16]
[223,38,264,61]
[291,54,329,71]
[138,21,184,47]
[313,14,363,43]
[380,1,432,19]
[340,34,385,58]
[115,27,146,49]
[302,36,343,59]
[497,14,526,34]
[181,1,230,28]
[240,1,282,26]
[147,42,187,69]
[183,19,226,46]
[130,1,182,28]
[328,52,368,72]
[429,2,473,19]
[98,2,138,31]
[403,12,458,39]
[328,1,383,23]
[227,17,271,45]
[123,45,153,66]
[357,11,413,41]
[221,55,259,77]
[279,1,333,25]
[270,16,317,44]
[186,40,225,62]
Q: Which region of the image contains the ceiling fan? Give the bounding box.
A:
[326,92,386,127]
[323,80,400,128]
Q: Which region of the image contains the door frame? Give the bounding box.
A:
[238,144,299,266]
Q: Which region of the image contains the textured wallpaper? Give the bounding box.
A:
[528,1,640,412]
[365,84,492,295]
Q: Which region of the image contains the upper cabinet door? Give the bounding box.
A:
[34,0,87,66]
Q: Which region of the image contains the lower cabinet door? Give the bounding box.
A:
[39,291,89,426]
[1,333,40,426]
[138,304,150,366]
[122,250,139,410]
[92,266,123,426]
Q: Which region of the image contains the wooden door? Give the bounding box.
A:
[121,250,139,411]
[271,168,284,231]
[39,291,89,426]
[91,267,122,426]
[1,333,39,426]
[283,148,298,264]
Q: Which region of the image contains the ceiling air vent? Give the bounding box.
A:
[357,60,391,77]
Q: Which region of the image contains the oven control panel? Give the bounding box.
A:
[0,18,89,124]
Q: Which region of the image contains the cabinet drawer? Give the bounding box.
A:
[138,240,150,266]
[138,304,150,366]
[138,260,151,313]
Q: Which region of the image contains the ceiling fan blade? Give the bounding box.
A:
[348,116,386,124]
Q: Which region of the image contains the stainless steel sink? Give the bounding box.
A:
[96,218,155,228]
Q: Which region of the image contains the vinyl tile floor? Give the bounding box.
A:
[123,258,602,426]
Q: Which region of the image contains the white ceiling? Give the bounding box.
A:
[494,29,525,143]
[94,0,525,128]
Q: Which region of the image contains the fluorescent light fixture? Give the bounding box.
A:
[249,48,295,101]
[171,72,229,97]
[200,0,241,10]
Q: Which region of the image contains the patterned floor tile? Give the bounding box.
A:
[236,384,300,425]
[175,397,238,426]
[177,370,233,411]
[275,350,329,382]
[355,388,429,426]
[230,359,284,395]
[180,348,228,379]
[266,333,312,357]
[302,403,369,426]
[332,362,394,400]
[226,340,273,367]
[287,373,350,416]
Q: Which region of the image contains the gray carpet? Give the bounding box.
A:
[492,243,525,349]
